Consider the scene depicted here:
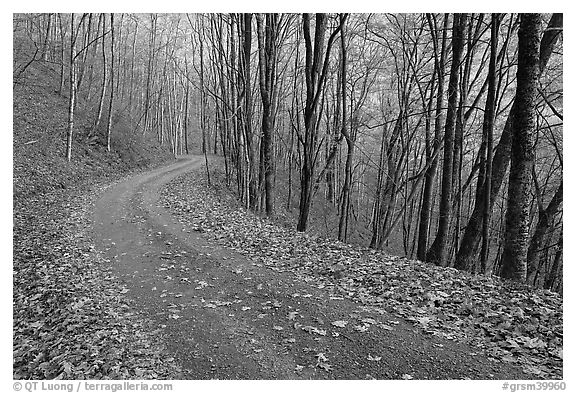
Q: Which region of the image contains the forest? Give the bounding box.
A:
[13,12,562,287]
[12,12,564,381]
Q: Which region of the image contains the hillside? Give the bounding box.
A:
[13,54,180,378]
[161,161,563,379]
[13,58,173,199]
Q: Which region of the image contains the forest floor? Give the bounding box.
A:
[13,61,179,378]
[13,149,563,379]
[82,155,560,380]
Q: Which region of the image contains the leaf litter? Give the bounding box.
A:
[14,184,182,379]
[160,167,562,379]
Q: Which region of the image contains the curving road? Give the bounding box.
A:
[92,155,528,380]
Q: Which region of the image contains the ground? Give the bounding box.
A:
[84,155,560,379]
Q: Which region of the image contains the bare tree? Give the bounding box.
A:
[297,13,343,232]
[426,13,467,267]
[501,13,541,281]
[106,13,115,151]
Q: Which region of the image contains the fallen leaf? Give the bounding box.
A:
[315,353,328,362]
[331,320,348,328]
[287,311,298,320]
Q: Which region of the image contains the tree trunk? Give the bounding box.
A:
[417,13,448,262]
[501,13,541,281]
[455,13,562,270]
[41,13,52,61]
[337,13,350,242]
[106,13,115,152]
[526,180,562,284]
[297,13,342,232]
[66,14,77,162]
[544,230,562,291]
[92,13,106,136]
[297,13,328,232]
[240,14,258,210]
[256,14,279,217]
[184,62,190,155]
[426,13,466,267]
[58,14,66,95]
[478,14,500,273]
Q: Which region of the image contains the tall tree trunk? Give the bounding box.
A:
[184,60,190,155]
[297,13,327,232]
[128,20,137,115]
[501,13,541,281]
[477,14,500,273]
[426,13,466,267]
[58,14,66,95]
[66,14,77,162]
[240,13,257,209]
[41,13,52,61]
[76,13,92,93]
[143,14,157,136]
[92,13,106,136]
[337,13,351,241]
[106,13,115,152]
[417,13,448,261]
[256,13,279,217]
[297,13,342,232]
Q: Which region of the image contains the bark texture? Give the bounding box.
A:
[501,13,541,281]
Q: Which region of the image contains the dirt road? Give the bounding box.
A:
[92,155,527,379]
